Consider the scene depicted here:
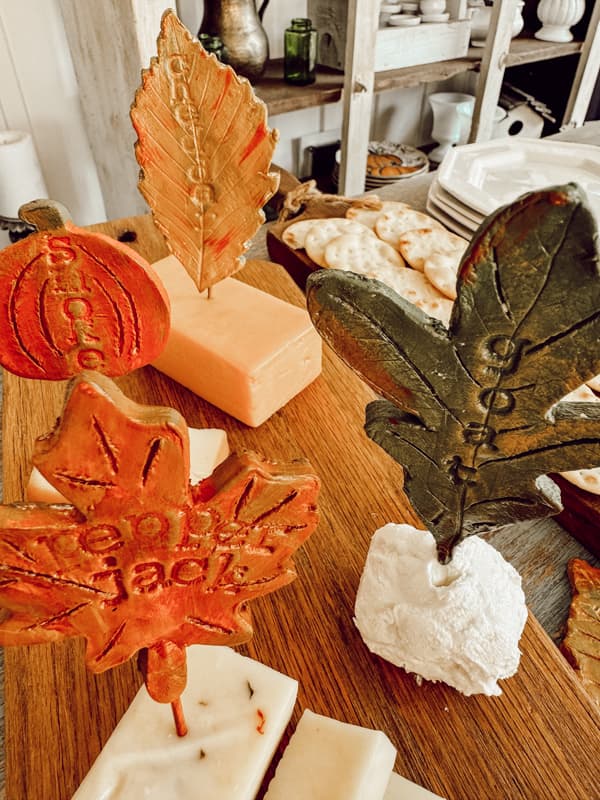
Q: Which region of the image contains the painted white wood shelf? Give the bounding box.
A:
[59,1,599,210]
[253,0,598,195]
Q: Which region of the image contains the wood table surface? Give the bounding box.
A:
[2,212,600,799]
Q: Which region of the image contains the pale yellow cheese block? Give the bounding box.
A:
[264,709,396,800]
[26,427,230,503]
[151,255,322,427]
[72,645,298,800]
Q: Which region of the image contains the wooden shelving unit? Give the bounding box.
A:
[504,37,583,67]
[255,39,584,117]
[258,0,598,197]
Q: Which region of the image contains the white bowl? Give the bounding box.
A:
[388,13,422,25]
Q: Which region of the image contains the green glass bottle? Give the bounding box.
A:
[198,32,225,62]
[284,18,317,86]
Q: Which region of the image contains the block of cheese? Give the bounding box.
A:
[187,427,230,484]
[264,709,396,800]
[150,255,322,427]
[26,427,229,502]
[384,772,446,800]
[72,645,298,799]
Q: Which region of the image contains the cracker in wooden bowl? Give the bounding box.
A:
[324,233,405,274]
[423,251,465,300]
[398,227,468,272]
[559,385,600,494]
[345,200,412,230]
[380,266,453,325]
[375,207,444,250]
[282,218,328,250]
[304,218,374,267]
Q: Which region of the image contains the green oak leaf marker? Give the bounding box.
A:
[307,184,600,563]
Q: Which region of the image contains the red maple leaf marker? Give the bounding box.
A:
[0,372,319,710]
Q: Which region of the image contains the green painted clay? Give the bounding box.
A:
[307,184,600,562]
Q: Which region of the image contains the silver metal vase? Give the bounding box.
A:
[200,0,269,82]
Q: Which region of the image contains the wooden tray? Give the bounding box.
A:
[3,214,600,800]
[266,186,360,290]
[553,474,600,558]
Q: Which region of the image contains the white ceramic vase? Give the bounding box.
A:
[535,0,585,42]
[428,92,475,163]
[469,1,525,47]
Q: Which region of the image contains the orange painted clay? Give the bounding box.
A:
[0,371,319,703]
[0,201,170,379]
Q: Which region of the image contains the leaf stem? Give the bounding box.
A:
[171,697,188,737]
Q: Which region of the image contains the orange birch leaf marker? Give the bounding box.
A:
[0,199,170,379]
[0,372,319,733]
[131,9,279,293]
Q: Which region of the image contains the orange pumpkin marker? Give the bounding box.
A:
[0,200,170,379]
[0,371,319,726]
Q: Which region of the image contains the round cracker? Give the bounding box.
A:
[380,266,453,325]
[282,218,327,250]
[304,218,374,267]
[345,201,412,230]
[560,468,600,495]
[324,233,405,273]
[375,208,444,249]
[424,251,462,300]
[587,374,600,392]
[398,227,467,271]
[561,384,600,403]
[560,384,600,493]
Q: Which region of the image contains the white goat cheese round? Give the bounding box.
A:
[354,523,527,696]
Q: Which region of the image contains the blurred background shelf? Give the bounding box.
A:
[255,39,586,117]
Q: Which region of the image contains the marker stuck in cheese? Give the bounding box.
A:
[26,427,229,503]
[264,709,396,800]
[150,255,322,427]
[384,772,446,800]
[72,645,298,800]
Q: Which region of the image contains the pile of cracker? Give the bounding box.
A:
[282,200,468,326]
[559,382,600,495]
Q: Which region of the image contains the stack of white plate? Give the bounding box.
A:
[427,138,600,238]
[333,141,429,190]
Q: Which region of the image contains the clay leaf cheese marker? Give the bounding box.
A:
[307,184,600,564]
[0,371,319,736]
[131,10,322,427]
[0,199,170,379]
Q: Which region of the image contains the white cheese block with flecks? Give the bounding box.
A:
[264,709,396,800]
[72,645,298,800]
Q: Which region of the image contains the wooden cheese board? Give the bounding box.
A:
[2,213,600,800]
